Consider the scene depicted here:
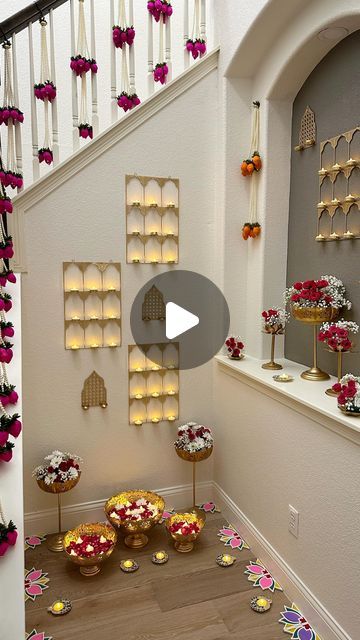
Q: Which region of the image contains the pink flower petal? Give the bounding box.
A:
[258,575,274,590]
[219,528,235,536]
[26,569,43,581]
[27,536,41,547]
[27,584,43,597]
[229,538,243,549]
[246,564,264,575]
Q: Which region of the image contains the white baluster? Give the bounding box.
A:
[90,0,98,135]
[147,11,154,95]
[128,0,135,94]
[200,0,206,43]
[28,22,40,182]
[110,0,117,122]
[11,34,23,190]
[165,16,172,81]
[183,0,189,69]
[70,0,79,150]
[49,9,59,165]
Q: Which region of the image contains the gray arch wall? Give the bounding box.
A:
[285,30,360,375]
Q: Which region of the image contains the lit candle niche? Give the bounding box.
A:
[145,237,161,264]
[127,177,144,206]
[129,372,147,399]
[147,372,163,397]
[163,343,179,369]
[84,264,102,291]
[162,208,178,236]
[103,320,121,348]
[127,207,145,236]
[162,179,179,207]
[129,346,147,372]
[162,238,178,264]
[64,263,83,291]
[128,237,145,263]
[145,208,162,236]
[102,264,121,291]
[65,293,84,321]
[66,323,84,350]
[84,322,103,349]
[163,395,179,421]
[146,345,163,370]
[130,399,147,425]
[147,397,163,423]
[163,371,179,395]
[144,179,161,207]
[84,294,102,320]
[103,292,120,319]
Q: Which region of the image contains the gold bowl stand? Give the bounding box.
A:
[291,306,339,381]
[37,474,81,552]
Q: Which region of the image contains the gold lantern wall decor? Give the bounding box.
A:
[128,343,179,425]
[126,175,179,264]
[316,126,360,241]
[294,105,316,151]
[142,285,166,321]
[63,261,121,349]
[81,371,108,410]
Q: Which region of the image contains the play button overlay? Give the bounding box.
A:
[130,270,230,370]
[166,302,199,339]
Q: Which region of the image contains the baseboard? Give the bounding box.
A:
[24,480,214,537]
[213,482,351,640]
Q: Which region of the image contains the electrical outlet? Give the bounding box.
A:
[288,505,299,538]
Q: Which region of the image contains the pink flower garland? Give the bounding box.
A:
[70,55,98,76]
[112,25,135,48]
[147,0,173,22]
[153,62,169,84]
[34,81,56,102]
[186,38,206,59]
[117,91,141,112]
[0,107,24,125]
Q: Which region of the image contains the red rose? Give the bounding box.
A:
[59,461,68,472]
[332,382,342,393]
[294,282,302,290]
[291,294,300,302]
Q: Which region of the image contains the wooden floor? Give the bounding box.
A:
[26,514,290,639]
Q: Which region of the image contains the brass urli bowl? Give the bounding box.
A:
[291,305,339,324]
[175,445,213,463]
[105,490,165,549]
[64,522,117,577]
[166,511,205,553]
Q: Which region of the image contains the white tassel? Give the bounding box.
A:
[248,102,260,225]
[192,0,201,40]
[77,0,90,59]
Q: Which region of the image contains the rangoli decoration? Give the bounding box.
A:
[26,631,53,640]
[279,604,321,640]
[196,501,220,514]
[24,535,46,551]
[160,508,175,523]
[217,525,250,551]
[24,567,49,602]
[241,101,262,240]
[35,18,56,165]
[245,559,283,592]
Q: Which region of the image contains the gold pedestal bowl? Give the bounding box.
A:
[105,490,165,549]
[166,511,205,553]
[37,475,81,552]
[64,522,117,577]
[291,305,339,381]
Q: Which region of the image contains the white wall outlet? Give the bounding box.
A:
[288,505,299,538]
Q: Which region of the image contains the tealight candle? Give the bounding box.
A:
[120,559,139,573]
[223,555,232,563]
[151,417,160,423]
[71,345,80,350]
[152,550,169,564]
[167,260,176,264]
[167,202,175,208]
[156,552,165,560]
[135,367,144,372]
[132,258,140,264]
[151,365,161,371]
[91,343,99,348]
[135,394,143,400]
[250,594,272,613]
[72,315,80,321]
[134,419,143,426]
[53,601,64,612]
[256,598,268,607]
[167,416,176,422]
[124,560,133,568]
[216,553,236,567]
[132,201,141,207]
[167,390,176,396]
[48,599,72,616]
[151,392,160,398]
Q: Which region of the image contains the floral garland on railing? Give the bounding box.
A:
[71,0,97,140]
[0,159,21,466]
[114,1,140,112]
[148,0,171,85]
[186,0,206,60]
[35,18,57,165]
[0,41,24,192]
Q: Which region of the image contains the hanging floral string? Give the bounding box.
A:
[0,159,20,465]
[0,499,17,556]
[148,0,172,84]
[70,0,97,139]
[35,18,56,165]
[114,0,140,112]
[0,41,23,191]
[186,0,206,60]
[241,101,262,240]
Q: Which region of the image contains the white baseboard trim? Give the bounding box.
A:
[213,482,351,640]
[24,480,214,537]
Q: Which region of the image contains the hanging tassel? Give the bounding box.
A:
[0,500,18,555]
[147,0,173,23]
[0,42,23,190]
[153,18,168,84]
[35,19,56,165]
[115,1,140,111]
[242,102,262,240]
[113,0,135,48]
[71,0,97,139]
[186,0,206,59]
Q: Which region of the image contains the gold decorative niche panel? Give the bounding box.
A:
[294,105,316,151]
[128,343,179,425]
[126,175,179,264]
[142,285,166,321]
[81,371,107,410]
[316,126,360,241]
[63,262,121,350]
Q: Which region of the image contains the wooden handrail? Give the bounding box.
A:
[0,0,68,43]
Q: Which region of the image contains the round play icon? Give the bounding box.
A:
[130,270,230,370]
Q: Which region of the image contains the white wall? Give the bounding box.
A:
[0,281,24,640]
[21,68,218,518]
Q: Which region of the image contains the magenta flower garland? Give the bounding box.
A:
[186,0,207,60]
[0,42,24,190]
[71,0,97,139]
[148,0,171,85]
[112,25,135,48]
[114,1,141,112]
[147,0,173,22]
[34,19,57,165]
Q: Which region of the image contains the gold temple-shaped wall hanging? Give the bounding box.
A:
[294,105,316,151]
[142,285,166,321]
[81,371,107,410]
[316,126,360,241]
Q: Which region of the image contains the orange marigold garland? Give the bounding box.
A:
[241,101,262,240]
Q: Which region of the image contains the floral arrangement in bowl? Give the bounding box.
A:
[166,511,205,552]
[262,308,289,334]
[64,522,116,576]
[225,336,244,359]
[167,519,200,536]
[318,320,358,352]
[174,422,213,457]
[66,532,113,558]
[284,276,351,311]
[332,374,360,416]
[108,497,158,522]
[32,450,82,490]
[105,490,164,548]
[147,0,173,22]
[186,38,206,59]
[112,25,135,48]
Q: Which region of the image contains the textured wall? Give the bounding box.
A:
[286,31,360,375]
[22,69,218,516]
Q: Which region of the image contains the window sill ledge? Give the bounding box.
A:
[215,354,360,446]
